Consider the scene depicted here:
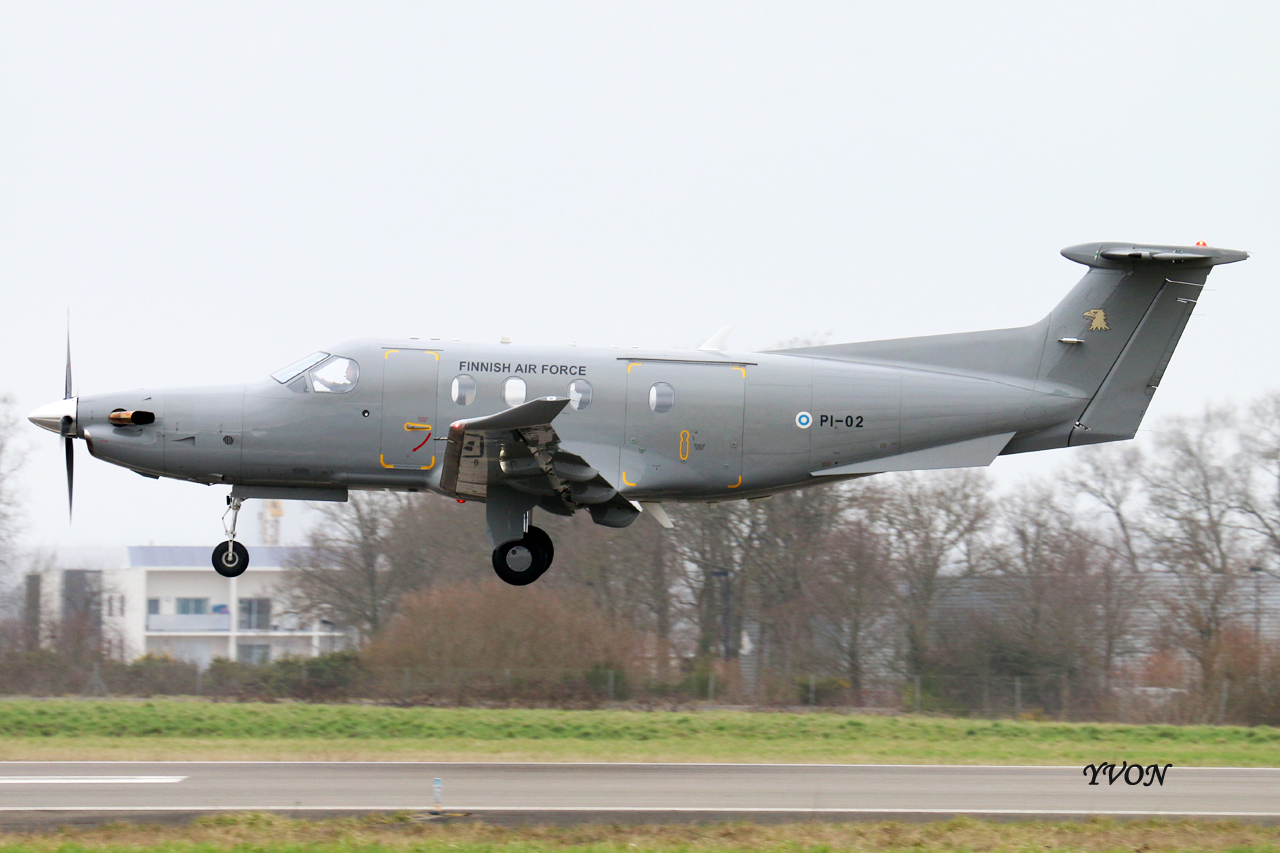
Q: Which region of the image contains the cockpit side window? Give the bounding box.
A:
[271,352,329,384]
[310,356,360,393]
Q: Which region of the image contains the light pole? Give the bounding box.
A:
[1250,566,1264,648]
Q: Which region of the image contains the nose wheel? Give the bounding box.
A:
[212,496,250,577]
[492,525,554,585]
[213,540,250,577]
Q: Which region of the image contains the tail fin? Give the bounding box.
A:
[1050,242,1246,446]
[772,241,1247,448]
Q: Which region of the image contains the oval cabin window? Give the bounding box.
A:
[648,382,675,414]
[451,375,477,406]
[503,377,527,408]
[567,379,592,411]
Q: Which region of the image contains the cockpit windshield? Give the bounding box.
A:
[310,356,359,393]
[271,352,328,384]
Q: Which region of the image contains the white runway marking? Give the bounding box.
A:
[0,777,187,784]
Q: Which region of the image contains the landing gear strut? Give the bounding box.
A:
[492,525,554,586]
[212,496,250,578]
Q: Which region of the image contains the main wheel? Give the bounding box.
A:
[524,526,555,565]
[492,537,550,585]
[212,540,250,577]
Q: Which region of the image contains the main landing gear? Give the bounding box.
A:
[212,496,250,578]
[492,525,554,586]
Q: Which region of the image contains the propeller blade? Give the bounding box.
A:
[64,435,74,519]
[64,321,73,400]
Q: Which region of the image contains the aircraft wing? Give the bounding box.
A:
[440,397,639,527]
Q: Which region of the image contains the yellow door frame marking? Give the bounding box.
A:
[627,362,641,373]
[732,366,746,377]
[622,471,637,487]
[679,430,690,461]
[728,475,742,488]
[404,422,432,431]
[380,453,436,470]
[385,349,439,360]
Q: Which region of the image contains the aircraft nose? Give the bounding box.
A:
[28,398,77,435]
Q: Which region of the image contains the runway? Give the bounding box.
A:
[2,762,1279,828]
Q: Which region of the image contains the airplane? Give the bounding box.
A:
[29,242,1247,585]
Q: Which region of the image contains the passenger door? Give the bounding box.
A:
[380,348,441,470]
[621,361,745,494]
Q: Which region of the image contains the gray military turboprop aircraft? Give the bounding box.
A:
[30,242,1247,584]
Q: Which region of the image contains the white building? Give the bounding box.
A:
[30,546,351,668]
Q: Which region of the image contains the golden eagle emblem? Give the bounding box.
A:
[1083,309,1110,331]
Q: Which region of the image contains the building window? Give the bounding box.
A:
[147,598,159,616]
[567,379,592,411]
[239,598,272,630]
[237,644,270,665]
[648,382,675,414]
[176,598,208,615]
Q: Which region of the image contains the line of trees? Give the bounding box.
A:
[278,392,1280,723]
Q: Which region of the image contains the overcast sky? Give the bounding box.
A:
[3,2,1277,557]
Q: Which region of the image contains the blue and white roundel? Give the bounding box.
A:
[795,411,812,429]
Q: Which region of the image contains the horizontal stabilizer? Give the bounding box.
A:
[811,432,1015,477]
[1062,242,1248,269]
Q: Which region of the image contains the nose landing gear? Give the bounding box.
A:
[212,496,250,577]
[491,525,554,585]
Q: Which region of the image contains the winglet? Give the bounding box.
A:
[697,326,734,353]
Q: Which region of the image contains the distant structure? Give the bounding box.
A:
[259,499,284,547]
[25,546,352,669]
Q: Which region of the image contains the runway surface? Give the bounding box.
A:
[3,762,1278,827]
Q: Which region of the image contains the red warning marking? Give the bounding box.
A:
[412,432,432,452]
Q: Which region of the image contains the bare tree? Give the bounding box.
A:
[285,492,418,641]
[802,509,894,701]
[872,469,993,676]
[1064,444,1150,690]
[1141,409,1255,714]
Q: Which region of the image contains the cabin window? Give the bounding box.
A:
[567,379,592,411]
[451,375,477,406]
[503,377,527,408]
[649,382,675,414]
[271,352,328,384]
[310,356,359,393]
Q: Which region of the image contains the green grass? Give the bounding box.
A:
[2,699,1279,765]
[5,813,1280,852]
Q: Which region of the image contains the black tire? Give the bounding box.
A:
[212,540,250,577]
[492,537,550,586]
[524,525,555,566]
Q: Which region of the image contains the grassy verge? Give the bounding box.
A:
[6,813,1280,852]
[2,699,1279,765]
